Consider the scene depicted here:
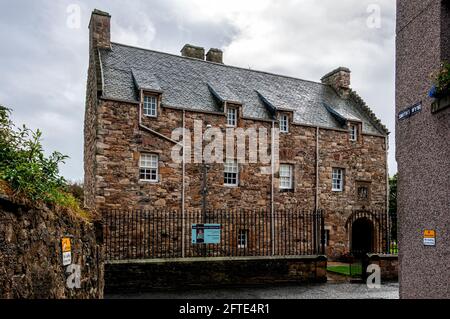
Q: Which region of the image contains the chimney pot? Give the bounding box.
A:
[206,48,223,64]
[321,67,351,98]
[181,44,205,60]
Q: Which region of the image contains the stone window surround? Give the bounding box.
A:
[226,107,237,127]
[331,167,345,192]
[224,159,239,186]
[139,153,159,183]
[143,95,158,117]
[348,121,362,142]
[356,180,372,202]
[277,111,293,134]
[225,103,242,128]
[141,91,161,119]
[279,163,294,190]
[279,114,289,133]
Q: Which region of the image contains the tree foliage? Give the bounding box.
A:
[389,174,397,215]
[0,105,85,215]
[389,174,398,241]
[67,181,84,204]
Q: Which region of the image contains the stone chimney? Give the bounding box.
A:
[206,48,223,64]
[89,9,111,51]
[181,44,205,60]
[321,67,351,98]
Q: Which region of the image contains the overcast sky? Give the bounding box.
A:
[0,0,397,181]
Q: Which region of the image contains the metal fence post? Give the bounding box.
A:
[320,210,325,255]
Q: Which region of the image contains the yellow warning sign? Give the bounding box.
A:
[61,238,71,253]
[423,230,436,238]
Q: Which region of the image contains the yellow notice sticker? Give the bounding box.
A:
[61,238,71,253]
[423,230,436,238]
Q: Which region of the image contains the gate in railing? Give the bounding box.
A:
[346,209,397,257]
[344,209,398,279]
[103,209,326,261]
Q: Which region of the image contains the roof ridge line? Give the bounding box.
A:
[109,42,328,87]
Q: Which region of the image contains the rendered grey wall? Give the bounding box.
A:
[396,0,450,299]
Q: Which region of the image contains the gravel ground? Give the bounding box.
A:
[106,282,399,299]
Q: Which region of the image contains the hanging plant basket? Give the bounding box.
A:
[431,94,450,113]
[429,62,450,113]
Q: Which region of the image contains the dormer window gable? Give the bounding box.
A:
[276,111,293,133]
[141,91,161,118]
[348,121,361,142]
[279,113,289,133]
[227,107,237,126]
[225,103,241,127]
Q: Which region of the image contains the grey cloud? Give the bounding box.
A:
[0,0,397,180]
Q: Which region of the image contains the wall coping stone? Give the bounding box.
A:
[106,255,327,265]
[367,253,399,260]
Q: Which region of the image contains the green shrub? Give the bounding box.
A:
[0,105,86,216]
[430,62,450,98]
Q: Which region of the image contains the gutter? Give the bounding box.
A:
[385,135,390,223]
[315,126,322,253]
[271,119,275,256]
[315,126,320,212]
[137,89,186,255]
[138,89,180,145]
[182,109,186,258]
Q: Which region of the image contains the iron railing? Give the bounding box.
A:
[103,209,325,261]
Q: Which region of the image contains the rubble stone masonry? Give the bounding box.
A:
[84,97,387,258]
[84,10,388,259]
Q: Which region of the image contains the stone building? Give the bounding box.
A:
[396,0,450,298]
[84,9,389,259]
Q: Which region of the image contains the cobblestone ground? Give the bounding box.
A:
[106,282,399,299]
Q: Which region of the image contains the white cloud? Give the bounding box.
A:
[113,13,157,48]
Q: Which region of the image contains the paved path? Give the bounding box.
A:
[106,282,399,299]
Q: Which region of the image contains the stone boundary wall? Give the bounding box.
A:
[104,255,327,293]
[366,254,398,281]
[0,197,104,298]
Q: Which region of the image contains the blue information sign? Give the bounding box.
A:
[192,224,221,244]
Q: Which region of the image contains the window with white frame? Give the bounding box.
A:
[238,229,248,249]
[143,95,157,117]
[349,124,358,141]
[227,107,237,126]
[224,159,239,186]
[280,114,289,133]
[332,168,344,192]
[279,164,293,190]
[139,153,159,182]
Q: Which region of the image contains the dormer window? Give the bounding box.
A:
[349,123,358,141]
[227,107,237,127]
[280,114,289,133]
[143,95,158,117]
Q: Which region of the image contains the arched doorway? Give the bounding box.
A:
[351,218,374,257]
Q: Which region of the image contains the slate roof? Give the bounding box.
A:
[99,43,388,135]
